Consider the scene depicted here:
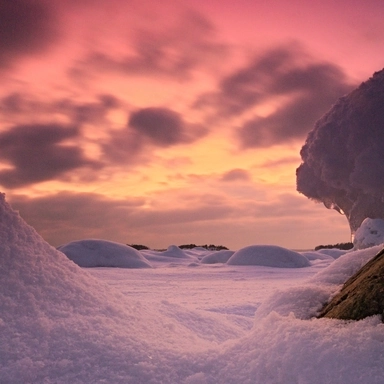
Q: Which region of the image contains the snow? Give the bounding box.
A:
[227,244,310,267]
[200,250,234,264]
[57,239,152,268]
[353,218,384,249]
[1,193,384,383]
[315,248,347,259]
[310,245,382,286]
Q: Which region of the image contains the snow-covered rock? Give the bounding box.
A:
[354,218,384,249]
[309,245,381,286]
[58,239,152,268]
[227,245,310,268]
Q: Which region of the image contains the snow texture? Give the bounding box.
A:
[353,218,384,249]
[58,239,152,268]
[227,244,310,267]
[1,193,384,383]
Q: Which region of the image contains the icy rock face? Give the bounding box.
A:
[297,69,384,237]
[227,245,310,268]
[58,239,152,268]
[354,218,384,249]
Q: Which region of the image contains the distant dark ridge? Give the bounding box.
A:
[179,244,229,251]
[127,244,150,250]
[127,243,229,251]
[315,242,353,251]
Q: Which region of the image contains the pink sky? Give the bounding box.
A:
[1,0,384,250]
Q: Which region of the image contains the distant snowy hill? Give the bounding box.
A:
[58,239,152,268]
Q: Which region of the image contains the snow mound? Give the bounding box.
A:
[354,218,384,249]
[227,245,310,268]
[0,193,210,383]
[316,248,347,259]
[58,239,152,268]
[200,250,234,264]
[300,250,335,261]
[254,285,333,320]
[310,245,382,286]
[212,313,384,384]
[158,245,196,259]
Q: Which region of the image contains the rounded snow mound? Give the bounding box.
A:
[58,239,152,268]
[315,248,347,259]
[300,251,335,261]
[158,245,195,259]
[353,218,384,249]
[201,250,234,264]
[227,245,310,268]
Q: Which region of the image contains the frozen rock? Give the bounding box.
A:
[318,247,384,321]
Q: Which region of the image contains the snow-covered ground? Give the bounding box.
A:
[1,193,384,383]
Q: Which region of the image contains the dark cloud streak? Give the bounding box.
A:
[129,107,206,147]
[194,44,355,148]
[220,169,251,182]
[0,124,100,188]
[102,106,207,163]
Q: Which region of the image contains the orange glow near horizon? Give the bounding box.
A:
[1,0,382,249]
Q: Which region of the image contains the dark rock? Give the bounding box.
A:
[318,247,384,322]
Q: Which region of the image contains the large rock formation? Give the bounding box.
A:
[318,247,384,321]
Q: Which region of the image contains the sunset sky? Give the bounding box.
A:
[1,0,384,250]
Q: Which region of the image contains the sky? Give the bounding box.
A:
[1,0,384,250]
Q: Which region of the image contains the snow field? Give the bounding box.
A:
[1,193,384,383]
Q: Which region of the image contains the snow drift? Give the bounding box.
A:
[0,193,210,383]
[227,244,310,267]
[58,239,152,268]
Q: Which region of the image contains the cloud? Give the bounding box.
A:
[0,0,59,68]
[260,156,300,168]
[102,107,207,163]
[220,168,251,182]
[7,187,346,250]
[0,123,100,188]
[54,94,120,125]
[0,94,206,174]
[7,191,235,247]
[71,8,228,81]
[0,92,120,126]
[194,43,355,148]
[129,107,206,146]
